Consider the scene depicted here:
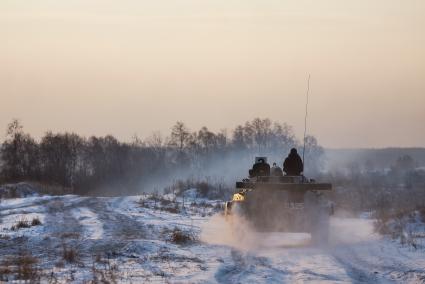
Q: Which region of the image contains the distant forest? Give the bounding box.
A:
[0,118,324,195]
[1,118,425,214]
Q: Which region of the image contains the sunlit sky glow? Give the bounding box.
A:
[1,0,424,148]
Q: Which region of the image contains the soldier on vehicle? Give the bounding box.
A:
[283,148,303,176]
[271,162,284,176]
[249,157,271,177]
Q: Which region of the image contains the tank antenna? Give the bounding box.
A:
[302,74,311,174]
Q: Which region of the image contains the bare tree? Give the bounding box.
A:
[1,119,39,181]
[0,117,326,196]
[39,132,84,187]
[170,121,190,151]
[232,125,246,149]
[144,131,163,149]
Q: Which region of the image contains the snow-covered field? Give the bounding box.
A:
[1,193,425,283]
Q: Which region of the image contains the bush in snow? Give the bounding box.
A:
[10,217,42,231]
[170,229,196,245]
[62,244,80,263]
[139,194,181,214]
[163,227,198,245]
[31,217,42,226]
[374,207,425,250]
[11,218,31,231]
[0,251,40,282]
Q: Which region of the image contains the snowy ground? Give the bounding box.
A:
[1,193,425,283]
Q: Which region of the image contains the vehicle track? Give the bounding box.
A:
[1,195,424,283]
[215,249,290,283]
[332,243,425,283]
[72,197,147,240]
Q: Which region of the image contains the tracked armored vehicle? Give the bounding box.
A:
[225,157,333,244]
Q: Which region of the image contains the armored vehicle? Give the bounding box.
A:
[225,157,333,244]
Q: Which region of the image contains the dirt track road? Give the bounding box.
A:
[1,195,425,283]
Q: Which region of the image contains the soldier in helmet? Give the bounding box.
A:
[283,148,303,176]
[271,162,284,176]
[249,158,271,177]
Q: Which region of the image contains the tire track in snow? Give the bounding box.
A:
[44,196,84,238]
[331,243,425,283]
[71,207,104,240]
[215,249,290,283]
[72,197,146,240]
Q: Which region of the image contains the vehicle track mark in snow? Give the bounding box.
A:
[2,194,425,283]
[71,207,104,240]
[215,249,290,284]
[0,196,53,215]
[44,196,84,239]
[72,197,146,240]
[253,245,353,283]
[331,242,425,283]
[332,253,377,283]
[294,268,345,282]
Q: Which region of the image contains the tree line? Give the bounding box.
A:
[0,118,323,195]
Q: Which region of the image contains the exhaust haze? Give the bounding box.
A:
[201,213,377,251]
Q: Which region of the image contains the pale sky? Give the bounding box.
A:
[1,0,424,148]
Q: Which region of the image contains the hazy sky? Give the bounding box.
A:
[1,0,424,148]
